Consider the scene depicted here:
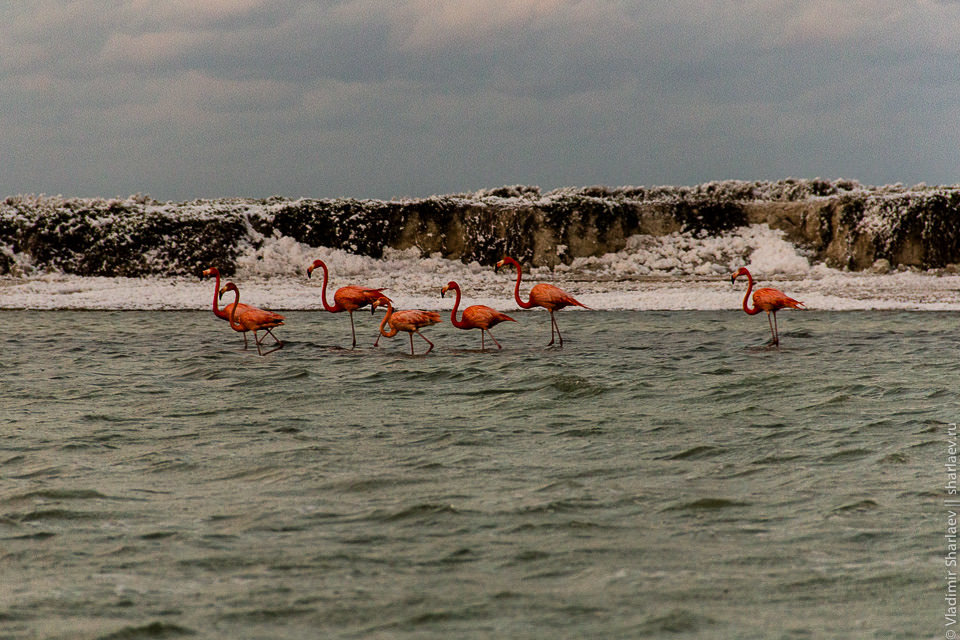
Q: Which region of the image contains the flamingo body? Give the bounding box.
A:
[495,256,588,346]
[333,285,386,313]
[203,267,282,350]
[731,267,805,346]
[307,259,388,347]
[459,304,514,331]
[218,282,285,355]
[526,282,585,312]
[441,281,515,351]
[387,309,443,334]
[750,287,804,314]
[373,297,441,354]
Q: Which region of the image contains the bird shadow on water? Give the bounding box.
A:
[743,341,809,354]
[365,345,435,359]
[221,344,285,357]
[287,341,379,355]
[259,344,284,356]
[444,348,507,356]
[739,328,811,354]
[443,345,557,356]
[743,343,782,353]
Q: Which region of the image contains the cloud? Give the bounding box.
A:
[1,1,960,200]
[111,0,298,38]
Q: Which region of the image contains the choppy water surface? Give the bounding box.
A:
[1,309,949,639]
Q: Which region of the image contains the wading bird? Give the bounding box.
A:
[495,256,589,346]
[218,282,285,355]
[202,266,268,350]
[440,281,515,351]
[371,297,442,355]
[202,267,252,335]
[306,259,388,348]
[731,267,805,346]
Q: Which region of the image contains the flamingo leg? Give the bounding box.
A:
[263,328,283,348]
[349,311,357,348]
[242,331,249,350]
[480,330,485,352]
[254,331,283,356]
[408,332,415,355]
[767,312,779,346]
[253,331,264,356]
[550,311,564,347]
[772,311,780,346]
[487,330,503,350]
[417,331,434,354]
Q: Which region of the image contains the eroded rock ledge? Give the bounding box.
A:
[2,179,958,276]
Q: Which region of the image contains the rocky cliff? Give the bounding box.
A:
[2,179,959,276]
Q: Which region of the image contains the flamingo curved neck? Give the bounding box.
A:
[315,262,340,312]
[210,270,225,317]
[507,259,534,309]
[227,289,244,330]
[448,287,467,328]
[379,302,399,337]
[740,271,761,315]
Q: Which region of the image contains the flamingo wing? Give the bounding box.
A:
[391,309,442,331]
[335,286,387,311]
[220,301,256,322]
[528,283,588,311]
[236,306,285,330]
[463,305,516,329]
[753,287,805,312]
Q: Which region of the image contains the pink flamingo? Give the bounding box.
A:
[202,266,267,349]
[306,259,389,348]
[495,256,589,346]
[731,267,805,346]
[440,281,516,351]
[371,297,442,355]
[218,282,285,355]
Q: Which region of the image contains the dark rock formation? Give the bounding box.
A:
[3,179,959,276]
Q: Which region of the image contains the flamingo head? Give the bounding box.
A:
[218,282,238,300]
[306,259,325,278]
[731,267,750,284]
[495,256,517,273]
[441,281,458,298]
[371,296,390,313]
[201,267,218,280]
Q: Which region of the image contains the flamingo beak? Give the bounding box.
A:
[441,286,448,298]
[306,266,314,278]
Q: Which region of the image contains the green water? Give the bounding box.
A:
[0,310,949,638]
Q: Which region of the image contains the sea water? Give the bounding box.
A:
[0,307,948,639]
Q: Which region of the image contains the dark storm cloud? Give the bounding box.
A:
[1,1,959,200]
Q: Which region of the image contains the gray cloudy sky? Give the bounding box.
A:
[2,1,959,201]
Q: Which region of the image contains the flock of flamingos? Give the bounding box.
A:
[201,259,805,356]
